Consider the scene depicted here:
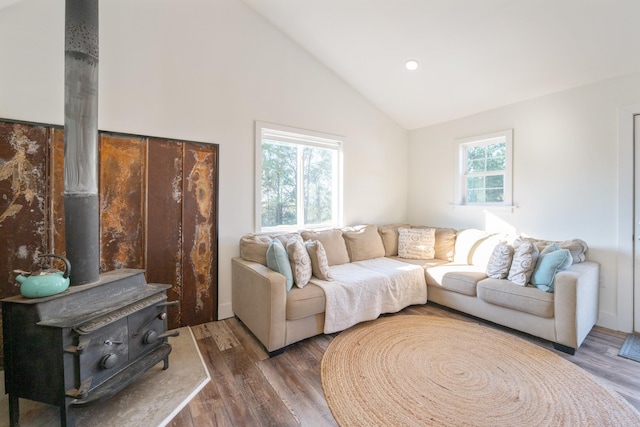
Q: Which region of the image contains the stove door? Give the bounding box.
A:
[128,303,167,361]
[77,317,129,390]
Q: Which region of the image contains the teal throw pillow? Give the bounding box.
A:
[530,243,572,292]
[266,238,294,291]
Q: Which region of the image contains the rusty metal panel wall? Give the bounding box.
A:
[181,142,217,325]
[0,122,50,294]
[50,128,66,255]
[99,133,147,272]
[146,138,184,329]
[1,120,219,336]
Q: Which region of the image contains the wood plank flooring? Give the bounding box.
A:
[167,303,640,426]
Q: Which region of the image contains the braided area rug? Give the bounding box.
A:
[321,315,640,426]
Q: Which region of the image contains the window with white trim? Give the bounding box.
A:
[255,122,343,232]
[456,129,513,206]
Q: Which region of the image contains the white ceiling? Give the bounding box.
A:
[242,0,640,130]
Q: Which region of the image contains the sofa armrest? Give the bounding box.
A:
[553,261,600,349]
[231,257,288,352]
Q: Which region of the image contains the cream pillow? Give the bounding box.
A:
[305,240,333,281]
[342,225,385,261]
[398,227,436,260]
[486,242,514,279]
[412,226,457,261]
[378,223,411,256]
[507,241,539,286]
[286,236,312,288]
[301,229,350,266]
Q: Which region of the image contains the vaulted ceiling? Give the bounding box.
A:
[242,0,640,130]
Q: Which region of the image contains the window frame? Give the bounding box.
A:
[255,121,343,232]
[455,129,513,207]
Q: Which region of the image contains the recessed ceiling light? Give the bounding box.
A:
[405,59,419,71]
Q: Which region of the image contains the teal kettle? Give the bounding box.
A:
[15,254,71,298]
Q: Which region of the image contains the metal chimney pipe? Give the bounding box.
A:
[64,0,100,285]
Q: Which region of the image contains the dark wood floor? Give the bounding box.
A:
[167,303,640,426]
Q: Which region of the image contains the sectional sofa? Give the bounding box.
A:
[231,224,599,356]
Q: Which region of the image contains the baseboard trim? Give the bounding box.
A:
[218,302,234,320]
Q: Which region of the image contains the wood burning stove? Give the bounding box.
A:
[2,4,180,426]
[2,269,178,427]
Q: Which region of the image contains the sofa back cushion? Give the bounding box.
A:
[301,228,350,266]
[378,223,411,256]
[239,234,273,265]
[342,225,386,261]
[239,232,300,265]
[453,229,492,264]
[519,237,588,264]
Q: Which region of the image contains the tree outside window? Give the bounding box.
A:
[256,123,342,231]
[457,130,513,206]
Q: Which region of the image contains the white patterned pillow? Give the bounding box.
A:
[398,227,436,260]
[486,242,514,279]
[507,241,539,286]
[286,236,312,288]
[305,240,333,281]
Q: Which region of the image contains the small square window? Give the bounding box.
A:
[456,130,513,206]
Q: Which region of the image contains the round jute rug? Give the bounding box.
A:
[321,315,640,426]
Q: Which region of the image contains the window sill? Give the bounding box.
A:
[451,204,517,213]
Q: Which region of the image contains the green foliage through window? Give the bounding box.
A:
[259,126,341,230]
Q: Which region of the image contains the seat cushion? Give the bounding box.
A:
[286,283,326,320]
[477,278,554,318]
[426,264,487,296]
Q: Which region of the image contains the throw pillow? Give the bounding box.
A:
[507,241,539,286]
[378,223,411,256]
[286,236,312,288]
[305,240,333,281]
[486,242,514,279]
[530,243,573,292]
[398,227,436,260]
[266,238,294,291]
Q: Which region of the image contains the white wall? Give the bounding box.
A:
[408,72,640,331]
[0,0,409,319]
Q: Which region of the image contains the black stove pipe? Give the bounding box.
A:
[64,0,100,285]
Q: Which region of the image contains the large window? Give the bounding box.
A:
[456,129,513,206]
[256,122,342,231]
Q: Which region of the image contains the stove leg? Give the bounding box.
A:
[61,401,76,427]
[8,394,19,427]
[163,355,169,370]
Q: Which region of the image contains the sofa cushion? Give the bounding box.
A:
[426,264,487,296]
[378,223,411,256]
[412,226,457,261]
[507,241,539,286]
[398,227,436,259]
[286,236,312,288]
[470,234,504,269]
[453,229,491,264]
[301,228,350,266]
[286,283,326,320]
[530,243,572,292]
[519,236,588,264]
[343,224,386,261]
[266,238,294,291]
[239,234,274,265]
[486,242,514,279]
[305,240,333,281]
[477,279,554,318]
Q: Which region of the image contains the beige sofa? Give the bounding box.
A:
[232,224,599,356]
